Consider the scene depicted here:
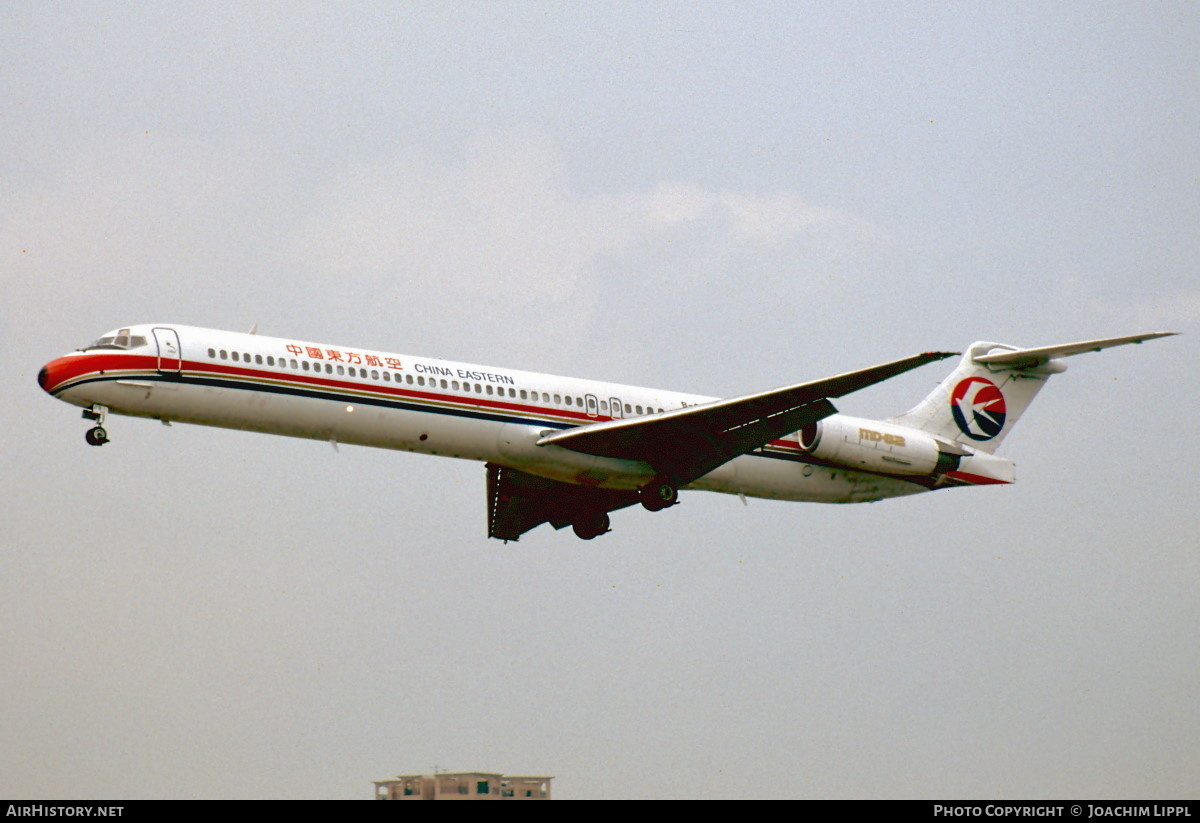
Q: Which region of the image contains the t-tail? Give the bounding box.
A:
[888,333,1177,455]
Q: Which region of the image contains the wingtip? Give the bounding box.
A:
[1127,331,1179,343]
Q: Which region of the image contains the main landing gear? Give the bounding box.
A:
[82,404,109,447]
[570,478,677,540]
[639,477,678,512]
[572,511,611,541]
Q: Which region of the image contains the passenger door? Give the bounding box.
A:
[153,327,182,375]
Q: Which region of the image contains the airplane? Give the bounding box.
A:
[38,325,1174,541]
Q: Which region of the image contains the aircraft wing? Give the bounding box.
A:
[537,350,956,487]
[486,462,639,541]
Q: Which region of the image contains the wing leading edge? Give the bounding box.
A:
[536,350,956,487]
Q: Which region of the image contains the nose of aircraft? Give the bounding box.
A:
[38,356,75,395]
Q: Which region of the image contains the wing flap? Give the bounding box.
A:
[486,463,639,541]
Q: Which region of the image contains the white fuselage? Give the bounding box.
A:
[40,324,957,505]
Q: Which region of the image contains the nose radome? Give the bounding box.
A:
[38,358,70,394]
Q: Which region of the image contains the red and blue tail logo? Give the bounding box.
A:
[950,377,1007,441]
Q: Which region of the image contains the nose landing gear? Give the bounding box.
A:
[82,405,110,446]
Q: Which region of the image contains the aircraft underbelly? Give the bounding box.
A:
[75,379,502,461]
[699,452,927,504]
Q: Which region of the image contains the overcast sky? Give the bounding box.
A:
[4,2,1198,799]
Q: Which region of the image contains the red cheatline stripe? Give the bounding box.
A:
[944,470,1011,485]
[46,353,608,425]
[41,353,159,392]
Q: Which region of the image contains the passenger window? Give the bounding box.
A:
[302,361,310,371]
[636,405,643,414]
[326,363,333,374]
[371,370,379,380]
[337,365,344,375]
[232,352,240,362]
[383,372,390,381]
[440,379,448,389]
[452,381,460,391]
[519,390,527,400]
[624,403,632,414]
[267,356,275,366]
[554,394,562,404]
[207,348,215,358]
[290,359,298,369]
[486,385,493,395]
[600,401,608,412]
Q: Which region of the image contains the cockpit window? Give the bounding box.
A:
[83,328,148,351]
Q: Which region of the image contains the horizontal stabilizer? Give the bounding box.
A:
[974,332,1177,368]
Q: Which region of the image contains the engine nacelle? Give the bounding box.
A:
[798,416,960,477]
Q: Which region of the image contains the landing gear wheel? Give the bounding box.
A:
[85,426,108,447]
[639,478,678,512]
[572,511,611,540]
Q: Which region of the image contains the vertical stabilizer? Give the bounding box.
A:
[888,333,1175,454]
[888,342,1055,453]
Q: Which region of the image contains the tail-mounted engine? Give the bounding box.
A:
[798,416,963,477]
